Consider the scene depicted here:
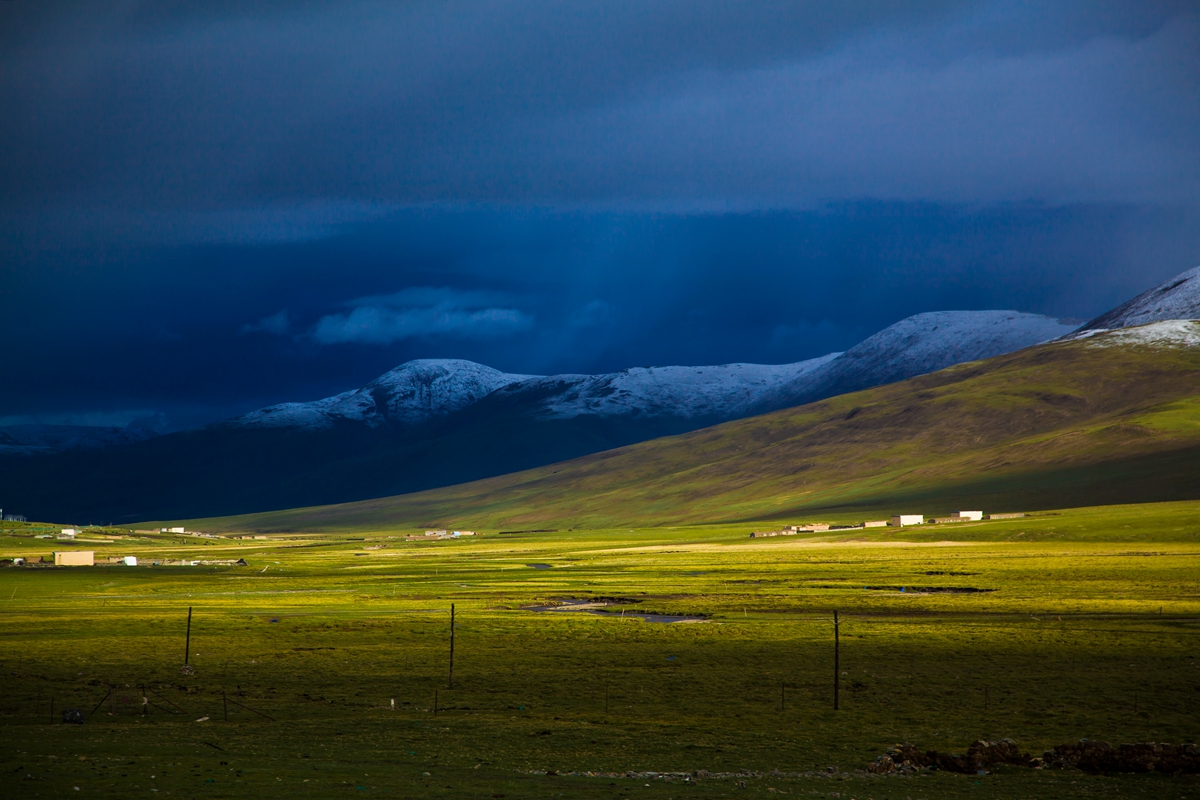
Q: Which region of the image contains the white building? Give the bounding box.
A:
[890,514,924,527]
[54,551,94,566]
[123,556,138,566]
[61,528,77,537]
[952,511,983,521]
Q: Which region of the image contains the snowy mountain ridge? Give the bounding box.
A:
[225,309,1075,433]
[1076,265,1200,332]
[497,356,841,422]
[751,310,1079,413]
[227,360,537,431]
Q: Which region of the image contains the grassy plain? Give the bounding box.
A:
[2,502,1199,798]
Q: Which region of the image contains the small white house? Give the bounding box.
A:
[123,556,138,566]
[890,514,924,527]
[952,511,983,521]
[61,528,77,537]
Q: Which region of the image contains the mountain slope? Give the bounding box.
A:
[1077,265,1200,332]
[198,321,1200,532]
[754,310,1077,412]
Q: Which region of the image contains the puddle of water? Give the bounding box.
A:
[525,599,707,624]
[526,563,553,570]
[864,585,994,594]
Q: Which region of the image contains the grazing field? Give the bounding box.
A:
[2,502,1199,798]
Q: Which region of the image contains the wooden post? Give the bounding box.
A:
[448,604,455,689]
[223,690,228,722]
[833,610,840,711]
[184,606,193,665]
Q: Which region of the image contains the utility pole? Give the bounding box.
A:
[448,604,455,688]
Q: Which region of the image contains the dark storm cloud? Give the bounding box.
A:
[2,0,1196,226]
[0,2,1197,429]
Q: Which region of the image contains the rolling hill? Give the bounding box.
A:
[0,310,1070,523]
[190,320,1200,533]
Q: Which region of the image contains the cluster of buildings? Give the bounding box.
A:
[405,529,478,541]
[751,510,1024,537]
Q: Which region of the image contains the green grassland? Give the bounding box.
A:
[184,327,1200,535]
[2,502,1199,798]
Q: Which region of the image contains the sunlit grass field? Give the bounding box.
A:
[2,501,1199,798]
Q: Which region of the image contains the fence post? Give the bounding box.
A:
[833,610,840,711]
[448,604,455,689]
[184,606,193,666]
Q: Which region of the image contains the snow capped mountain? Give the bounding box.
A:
[491,356,841,421]
[1076,265,1200,332]
[227,359,538,431]
[224,311,1075,434]
[0,424,158,456]
[753,310,1078,412]
[227,355,843,432]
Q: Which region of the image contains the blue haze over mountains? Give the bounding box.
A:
[4,266,1200,523]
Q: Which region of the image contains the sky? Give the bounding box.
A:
[2,0,1198,430]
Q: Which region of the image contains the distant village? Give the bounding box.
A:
[750,510,1025,537]
[0,521,486,568]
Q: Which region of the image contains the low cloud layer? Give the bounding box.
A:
[309,287,534,345]
[312,305,534,346]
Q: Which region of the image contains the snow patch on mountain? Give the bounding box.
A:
[754,310,1079,412]
[228,359,538,431]
[1080,320,1200,349]
[1077,265,1200,332]
[517,355,841,421]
